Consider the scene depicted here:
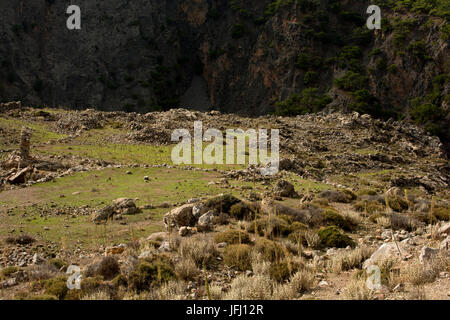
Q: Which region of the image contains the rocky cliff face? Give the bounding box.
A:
[0,1,449,144]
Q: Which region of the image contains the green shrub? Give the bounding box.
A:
[322,209,356,231]
[248,216,292,237]
[274,88,331,116]
[317,226,355,248]
[44,276,68,300]
[229,203,254,220]
[319,190,354,203]
[387,196,409,212]
[296,52,323,70]
[269,261,295,282]
[49,258,67,271]
[334,71,369,91]
[406,40,431,61]
[223,244,252,271]
[432,207,450,221]
[80,276,104,296]
[95,256,120,280]
[354,200,384,214]
[254,238,286,262]
[387,64,399,74]
[214,229,251,244]
[231,24,246,39]
[351,27,373,45]
[265,0,294,17]
[1,266,19,277]
[304,71,318,85]
[112,274,128,287]
[442,24,450,41]
[129,261,175,293]
[411,103,443,124]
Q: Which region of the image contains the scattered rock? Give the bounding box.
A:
[419,246,439,263]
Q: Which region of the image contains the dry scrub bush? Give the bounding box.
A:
[158,280,188,300]
[169,235,182,251]
[340,210,363,226]
[224,274,274,300]
[223,244,252,271]
[330,247,374,274]
[304,230,321,249]
[272,283,295,300]
[81,291,111,300]
[179,235,217,267]
[122,290,159,300]
[208,284,224,300]
[376,216,391,228]
[289,269,315,294]
[28,263,59,281]
[214,229,250,244]
[401,255,449,286]
[268,269,315,299]
[342,278,374,300]
[251,252,271,276]
[175,258,199,281]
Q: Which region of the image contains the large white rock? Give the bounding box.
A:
[363,242,411,269]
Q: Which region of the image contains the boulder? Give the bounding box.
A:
[163,203,197,230]
[92,198,138,223]
[92,205,116,223]
[273,180,298,198]
[363,242,411,269]
[197,210,216,231]
[113,198,138,215]
[192,203,208,218]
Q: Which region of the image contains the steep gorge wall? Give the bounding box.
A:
[0,0,448,144]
